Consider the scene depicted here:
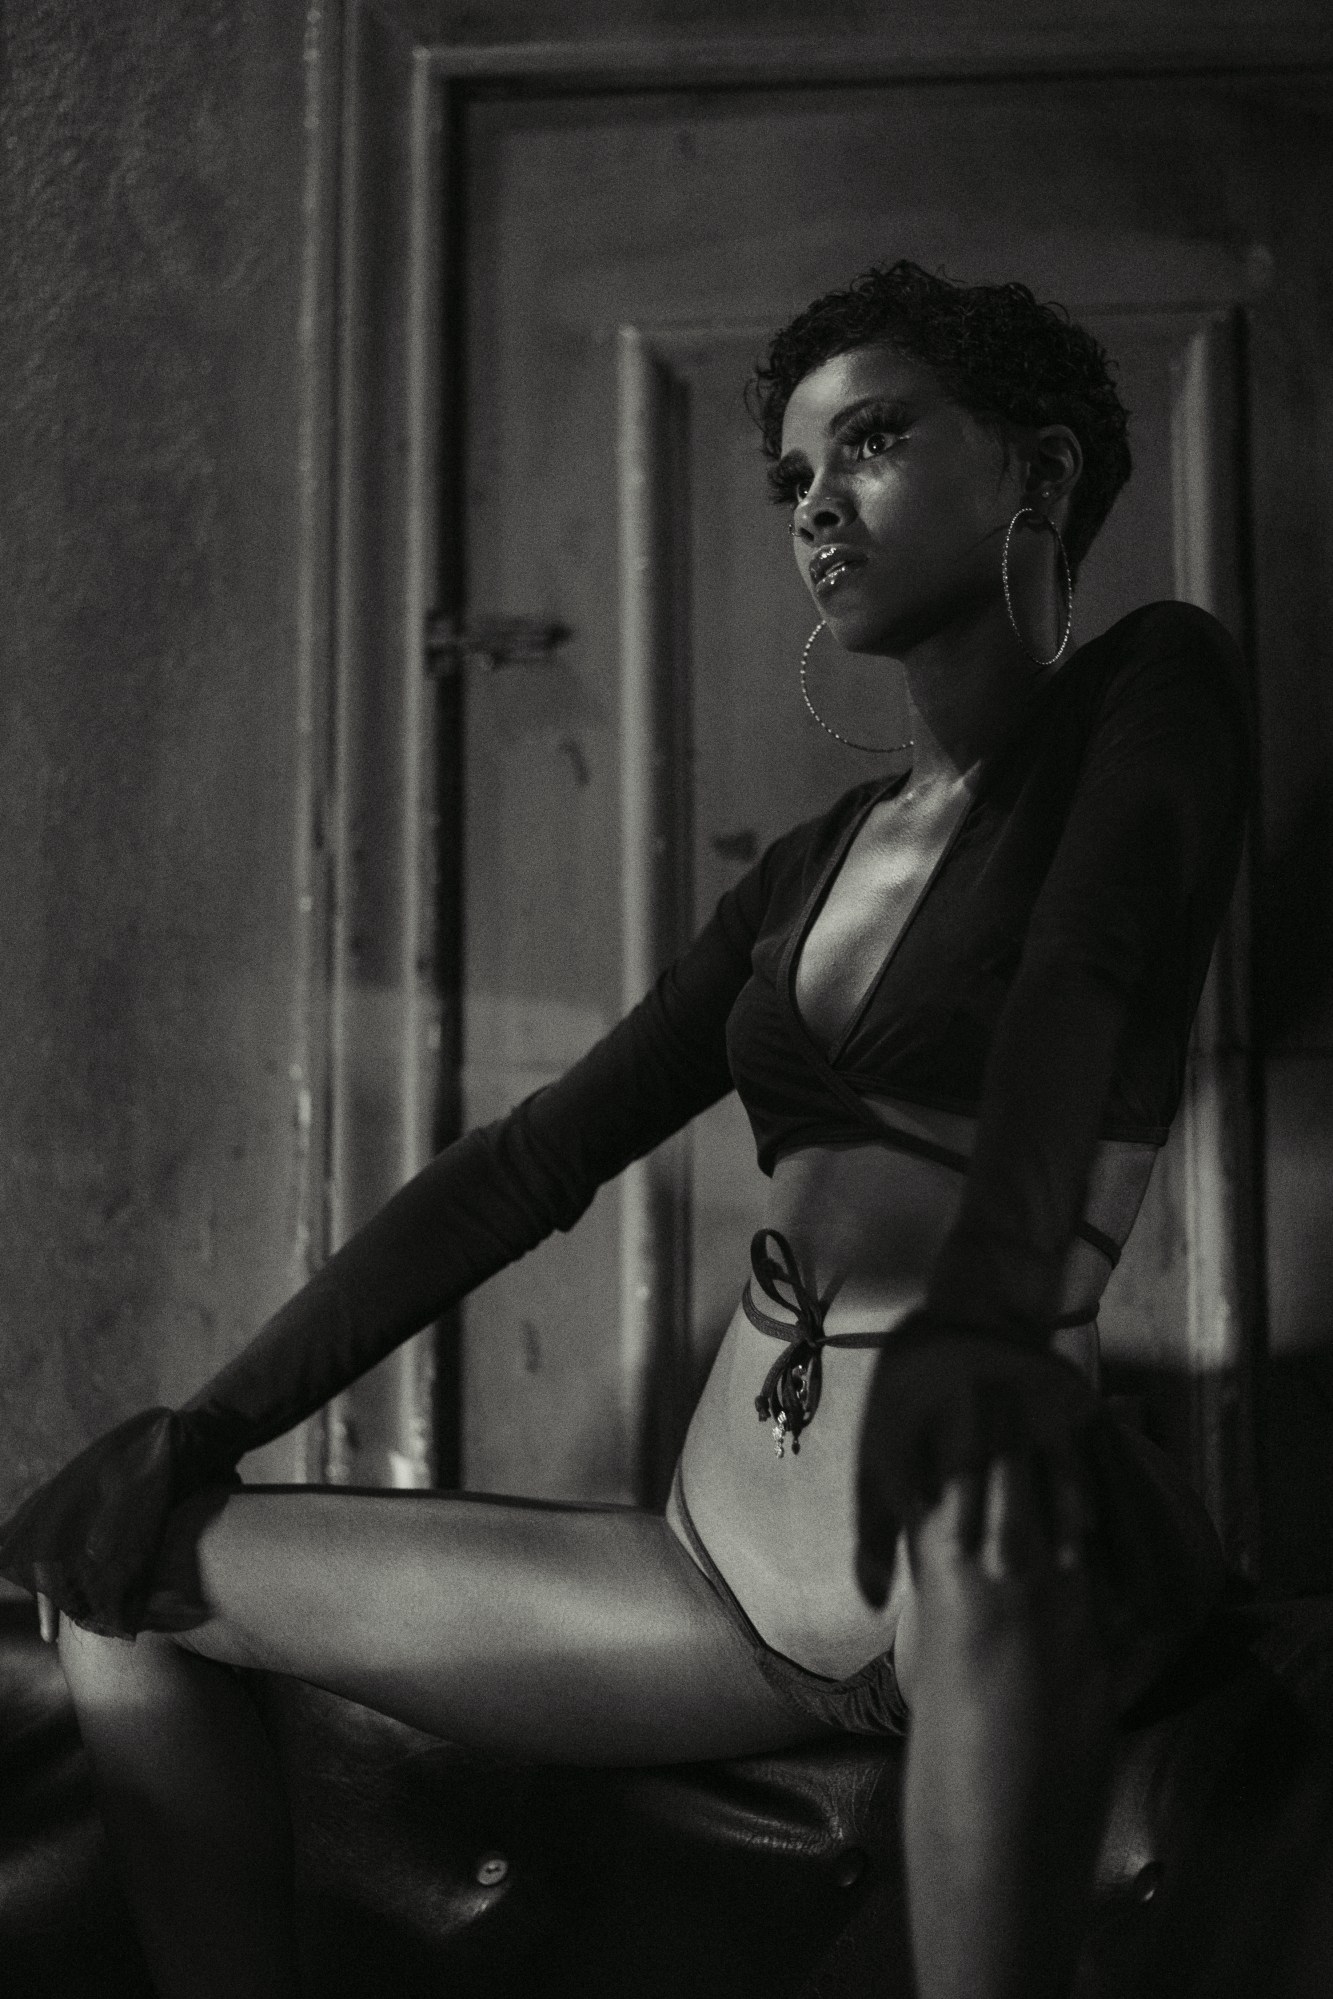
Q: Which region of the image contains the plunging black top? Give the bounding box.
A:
[727,603,1241,1164]
[0,599,1250,1634]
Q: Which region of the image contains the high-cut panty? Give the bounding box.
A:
[670,1231,1229,1736]
[668,1457,911,1737]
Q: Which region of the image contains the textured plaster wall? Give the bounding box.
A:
[0,0,334,1515]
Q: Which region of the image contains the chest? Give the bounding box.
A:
[793,779,975,1054]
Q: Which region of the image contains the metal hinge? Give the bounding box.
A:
[424,613,573,675]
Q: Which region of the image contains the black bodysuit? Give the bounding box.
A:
[0,601,1250,1637]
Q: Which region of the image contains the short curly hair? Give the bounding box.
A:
[749,261,1132,577]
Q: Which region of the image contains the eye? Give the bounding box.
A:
[839,401,911,465]
[768,464,811,508]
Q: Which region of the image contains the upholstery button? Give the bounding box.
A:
[833,1847,867,1888]
[1133,1861,1163,1903]
[475,1852,509,1888]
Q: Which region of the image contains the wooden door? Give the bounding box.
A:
[456,77,1333,1566]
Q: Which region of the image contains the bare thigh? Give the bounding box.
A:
[890,1417,1228,1719]
[156,1485,829,1765]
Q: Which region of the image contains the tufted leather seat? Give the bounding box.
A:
[4,1596,1333,1997]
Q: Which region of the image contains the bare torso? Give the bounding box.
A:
[670,1105,1156,1677]
[669,773,1158,1678]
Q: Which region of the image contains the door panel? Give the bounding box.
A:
[458,79,1323,1555]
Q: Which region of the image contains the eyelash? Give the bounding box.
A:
[769,403,909,507]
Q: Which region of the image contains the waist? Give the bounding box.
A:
[763,1105,1155,1335]
[676,1283,1097,1675]
[740,1230,1103,1412]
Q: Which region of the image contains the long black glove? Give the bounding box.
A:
[852,1312,1225,1666]
[0,1407,244,1637]
[0,944,748,1640]
[853,1314,1101,1605]
[0,879,754,1641]
[853,619,1248,1618]
[0,1119,546,1638]
[0,911,749,1639]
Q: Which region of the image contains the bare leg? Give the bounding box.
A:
[892,1454,1114,1999]
[59,1619,300,1999]
[58,1485,824,1998]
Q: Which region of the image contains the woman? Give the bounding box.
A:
[0,263,1247,1999]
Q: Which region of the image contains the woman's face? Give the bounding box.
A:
[778,345,1029,656]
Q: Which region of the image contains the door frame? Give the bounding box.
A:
[324,0,1331,1544]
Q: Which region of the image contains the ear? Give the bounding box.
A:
[1023,425,1083,518]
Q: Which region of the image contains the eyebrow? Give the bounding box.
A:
[774,393,916,484]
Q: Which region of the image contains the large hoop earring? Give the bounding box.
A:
[799,622,913,757]
[1002,508,1074,668]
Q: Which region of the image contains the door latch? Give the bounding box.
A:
[424,614,573,675]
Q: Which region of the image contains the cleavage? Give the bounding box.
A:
[794,775,974,1058]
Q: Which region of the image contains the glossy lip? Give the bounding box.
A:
[809,544,868,597]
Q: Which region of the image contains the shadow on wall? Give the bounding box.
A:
[1258,751,1333,1048]
[1252,752,1333,1592]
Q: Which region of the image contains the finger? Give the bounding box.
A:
[37,1592,58,1645]
[935,1469,987,1555]
[1033,1438,1092,1569]
[906,1468,984,1589]
[1080,1417,1163,1630]
[856,1479,901,1609]
[981,1453,1043,1580]
[1052,1474,1089,1571]
[924,1379,986,1490]
[856,1541,893,1611]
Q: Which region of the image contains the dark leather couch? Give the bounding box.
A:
[5,1594,1333,1997]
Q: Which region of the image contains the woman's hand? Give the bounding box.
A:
[854,1321,1099,1609]
[0,1407,241,1639]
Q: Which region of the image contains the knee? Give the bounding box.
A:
[58,1613,134,1690]
[57,1615,184,1715]
[902,1469,1111,1721]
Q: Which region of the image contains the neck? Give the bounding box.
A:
[895,597,1045,786]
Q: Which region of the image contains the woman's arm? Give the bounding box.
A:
[858,604,1250,1594]
[928,602,1249,1333]
[0,890,762,1635]
[181,918,750,1454]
